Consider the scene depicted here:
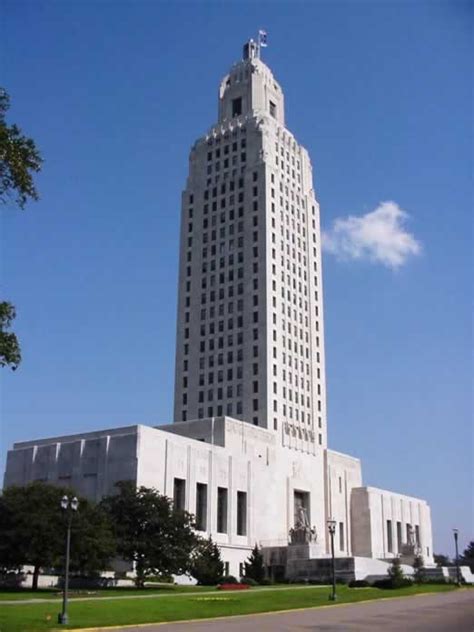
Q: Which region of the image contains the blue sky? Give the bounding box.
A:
[1,1,472,555]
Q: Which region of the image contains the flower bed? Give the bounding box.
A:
[217,583,250,590]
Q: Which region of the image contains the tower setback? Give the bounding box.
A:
[174,41,327,450]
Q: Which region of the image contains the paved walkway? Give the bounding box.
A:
[105,589,474,632]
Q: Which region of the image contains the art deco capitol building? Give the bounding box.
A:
[4,40,435,581]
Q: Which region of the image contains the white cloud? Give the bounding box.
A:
[322,201,421,269]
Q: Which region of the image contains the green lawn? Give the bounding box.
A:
[0,584,458,631]
[0,584,211,601]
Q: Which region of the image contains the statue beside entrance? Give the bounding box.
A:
[289,504,318,545]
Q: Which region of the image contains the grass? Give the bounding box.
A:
[0,583,458,631]
[0,584,211,601]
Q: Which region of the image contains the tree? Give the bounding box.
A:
[413,555,425,583]
[387,557,406,588]
[0,482,114,589]
[0,88,43,369]
[100,481,198,588]
[189,537,224,585]
[67,503,116,576]
[434,553,451,567]
[244,544,266,584]
[0,302,21,369]
[0,88,42,209]
[460,541,474,573]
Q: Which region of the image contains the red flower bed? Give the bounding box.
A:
[217,583,250,590]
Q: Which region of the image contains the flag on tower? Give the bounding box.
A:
[259,30,268,48]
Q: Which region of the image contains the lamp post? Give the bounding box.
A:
[453,528,461,587]
[58,495,79,625]
[327,518,337,601]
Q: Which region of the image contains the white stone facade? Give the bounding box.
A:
[173,40,327,450]
[3,41,435,579]
[3,417,434,577]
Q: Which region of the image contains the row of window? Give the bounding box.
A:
[386,520,421,554]
[182,396,320,426]
[275,143,301,169]
[207,138,246,161]
[184,342,258,361]
[174,478,247,535]
[203,176,248,199]
[200,199,258,227]
[191,402,243,420]
[207,152,246,174]
[274,143,302,183]
[273,402,320,423]
[183,364,250,388]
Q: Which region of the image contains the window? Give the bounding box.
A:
[387,520,393,553]
[217,487,228,533]
[196,483,207,531]
[339,522,344,551]
[237,491,247,535]
[232,97,242,117]
[173,478,186,512]
[269,100,276,118]
[415,525,420,546]
[396,521,402,550]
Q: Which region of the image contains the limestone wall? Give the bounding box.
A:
[351,486,434,565]
[324,449,363,556]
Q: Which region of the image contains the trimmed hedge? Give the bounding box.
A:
[372,577,413,589]
[240,577,258,586]
[219,575,238,584]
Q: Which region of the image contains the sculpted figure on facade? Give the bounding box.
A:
[289,505,318,544]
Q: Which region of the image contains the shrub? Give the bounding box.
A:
[349,579,370,588]
[244,545,266,584]
[190,537,224,586]
[372,578,392,589]
[386,557,413,588]
[146,573,173,583]
[259,578,273,585]
[413,555,426,584]
[373,577,413,589]
[240,577,258,586]
[220,575,238,584]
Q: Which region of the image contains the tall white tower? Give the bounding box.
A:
[174,40,328,450]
